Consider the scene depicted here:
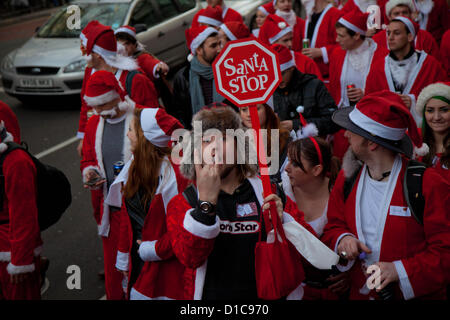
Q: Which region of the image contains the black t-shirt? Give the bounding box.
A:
[307,11,323,41]
[193,179,266,300]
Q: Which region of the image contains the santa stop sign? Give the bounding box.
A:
[213,39,281,107]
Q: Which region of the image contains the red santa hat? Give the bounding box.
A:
[80,20,99,47]
[392,16,419,38]
[258,2,275,16]
[140,108,184,147]
[258,14,293,46]
[271,43,296,72]
[84,70,134,111]
[338,9,370,35]
[333,90,428,158]
[220,21,251,41]
[416,82,450,120]
[185,25,218,61]
[86,23,138,70]
[197,6,223,28]
[114,25,137,39]
[385,0,416,17]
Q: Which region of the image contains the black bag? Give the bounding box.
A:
[0,142,72,231]
[343,160,426,225]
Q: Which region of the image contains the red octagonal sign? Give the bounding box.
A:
[213,39,281,107]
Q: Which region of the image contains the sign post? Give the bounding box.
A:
[213,38,281,205]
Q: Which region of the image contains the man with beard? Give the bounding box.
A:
[172,26,222,128]
[372,0,441,59]
[322,91,450,300]
[166,104,315,299]
[273,0,305,52]
[364,17,447,125]
[81,70,138,300]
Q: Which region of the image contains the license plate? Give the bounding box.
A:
[20,78,53,88]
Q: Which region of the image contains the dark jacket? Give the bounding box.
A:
[172,64,193,129]
[273,69,340,135]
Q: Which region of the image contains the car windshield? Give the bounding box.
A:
[36,3,129,38]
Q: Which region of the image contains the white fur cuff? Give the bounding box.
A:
[183,209,220,239]
[116,251,130,271]
[7,262,35,275]
[138,240,161,262]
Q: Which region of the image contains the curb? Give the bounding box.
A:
[0,8,58,28]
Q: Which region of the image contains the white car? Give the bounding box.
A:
[0,0,266,102]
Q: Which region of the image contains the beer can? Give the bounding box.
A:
[113,161,124,178]
[346,84,355,89]
[302,38,310,49]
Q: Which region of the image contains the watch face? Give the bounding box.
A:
[200,201,211,212]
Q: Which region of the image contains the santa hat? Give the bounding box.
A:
[338,9,370,35]
[84,70,134,111]
[385,0,416,17]
[140,108,183,147]
[179,103,258,180]
[220,21,251,41]
[258,2,275,16]
[392,16,419,38]
[416,82,450,120]
[294,106,319,140]
[86,24,138,70]
[271,44,296,72]
[114,25,137,39]
[0,121,14,154]
[258,14,292,46]
[197,6,223,28]
[332,90,428,158]
[80,20,99,47]
[185,26,218,61]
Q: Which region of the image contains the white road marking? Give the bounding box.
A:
[35,136,79,159]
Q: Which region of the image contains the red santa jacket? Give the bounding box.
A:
[115,158,189,300]
[329,40,388,107]
[80,113,133,237]
[290,17,306,53]
[0,148,42,275]
[372,29,441,61]
[302,4,342,79]
[364,51,448,121]
[440,30,450,79]
[136,53,160,83]
[322,158,450,299]
[419,0,450,44]
[77,69,159,138]
[293,50,323,80]
[166,175,316,300]
[0,101,21,143]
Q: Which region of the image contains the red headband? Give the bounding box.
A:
[308,137,323,166]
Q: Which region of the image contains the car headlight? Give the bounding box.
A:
[63,59,87,73]
[1,54,15,73]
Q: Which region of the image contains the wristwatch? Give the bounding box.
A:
[198,200,216,216]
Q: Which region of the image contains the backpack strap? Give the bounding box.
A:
[182,184,199,209]
[0,142,27,212]
[125,70,141,97]
[403,159,426,225]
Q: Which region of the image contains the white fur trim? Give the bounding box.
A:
[304,4,333,48]
[114,27,136,39]
[194,261,207,300]
[0,131,14,154]
[286,283,305,300]
[393,260,415,300]
[338,17,366,35]
[84,90,119,107]
[296,123,318,139]
[187,53,194,62]
[413,142,429,158]
[7,262,35,275]
[385,0,415,17]
[415,82,450,119]
[197,15,222,27]
[258,6,269,16]
[220,24,237,41]
[321,47,329,64]
[138,240,161,262]
[268,26,292,44]
[115,251,129,271]
[129,287,174,300]
[280,59,296,72]
[278,22,287,29]
[0,143,8,153]
[77,132,85,139]
[393,16,416,37]
[349,106,407,140]
[118,95,136,111]
[190,27,218,55]
[183,209,220,239]
[342,148,363,178]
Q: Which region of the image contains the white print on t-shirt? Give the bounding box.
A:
[236,202,258,217]
[219,220,260,234]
